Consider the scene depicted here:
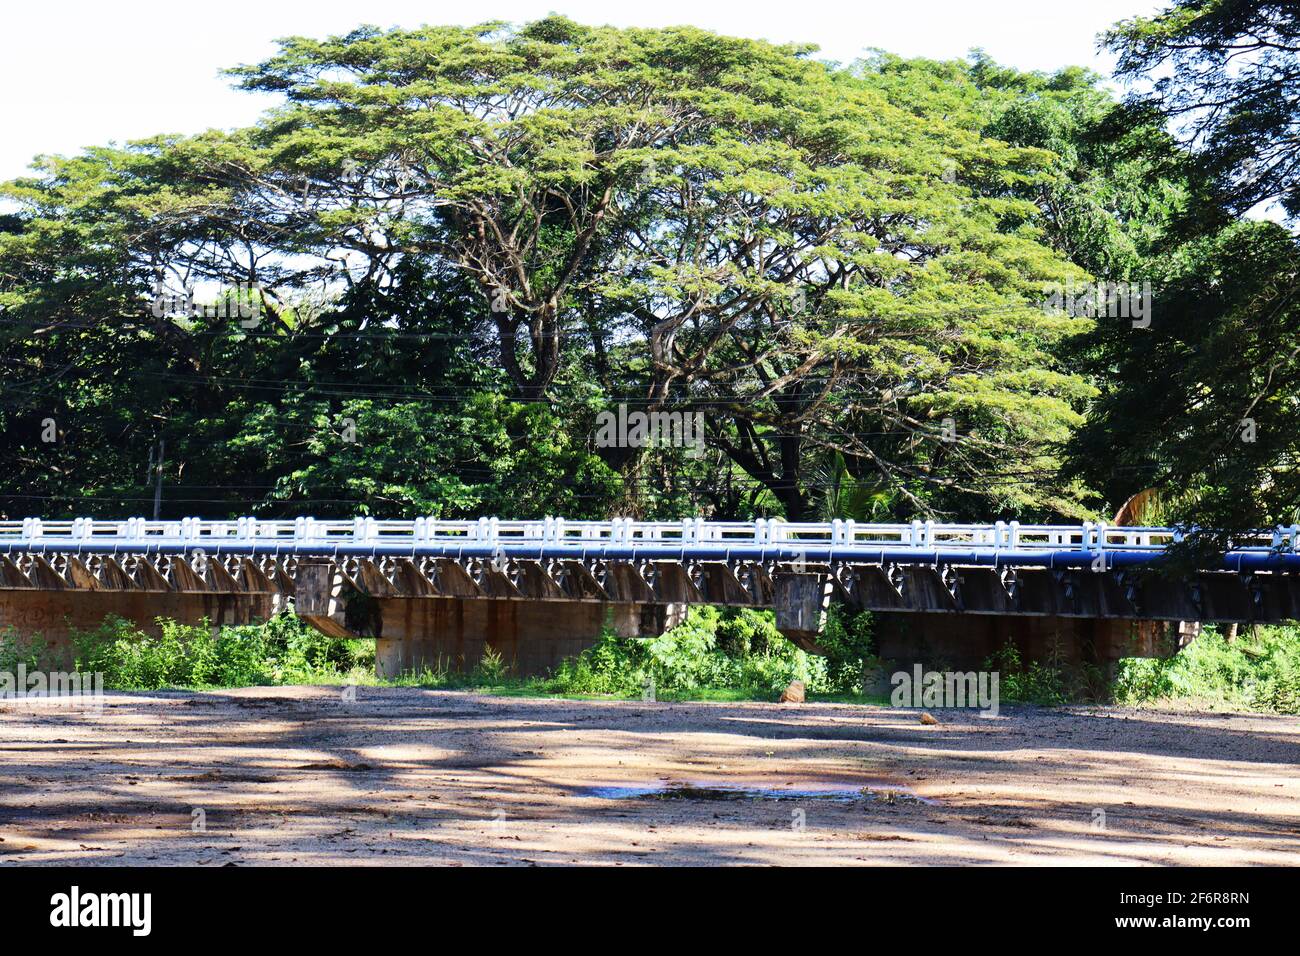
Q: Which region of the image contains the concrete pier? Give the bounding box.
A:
[293,558,687,676]
[871,612,1193,674]
[369,599,685,677]
[0,588,278,668]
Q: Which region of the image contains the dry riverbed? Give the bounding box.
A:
[1,686,1298,865]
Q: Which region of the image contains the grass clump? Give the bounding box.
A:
[983,639,1108,706]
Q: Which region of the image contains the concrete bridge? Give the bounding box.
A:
[3,516,1300,675]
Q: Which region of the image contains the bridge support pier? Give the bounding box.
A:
[871,612,1187,675]
[292,557,690,677]
[0,588,278,668]
[368,599,685,678]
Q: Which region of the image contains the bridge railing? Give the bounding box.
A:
[0,517,1297,554]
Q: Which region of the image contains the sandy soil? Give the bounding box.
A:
[1,686,1298,866]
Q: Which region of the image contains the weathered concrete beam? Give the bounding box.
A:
[28,556,70,591]
[900,566,960,612]
[356,559,396,598]
[557,560,609,601]
[478,565,524,599]
[237,558,276,594]
[843,566,905,610]
[741,563,774,605]
[204,559,242,593]
[391,558,440,597]
[773,572,831,654]
[131,557,172,592]
[949,567,1019,614]
[605,562,655,603]
[62,557,101,591]
[433,558,481,598]
[698,562,752,606]
[293,560,353,638]
[269,560,297,595]
[168,556,208,592]
[652,562,704,604]
[96,557,138,591]
[0,556,32,589]
[515,560,567,600]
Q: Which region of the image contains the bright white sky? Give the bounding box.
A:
[0,0,1166,183]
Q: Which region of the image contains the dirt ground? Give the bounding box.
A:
[1,686,1298,866]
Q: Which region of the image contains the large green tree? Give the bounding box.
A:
[224,17,1094,520]
[2,19,1124,522]
[0,141,619,519]
[1078,1,1300,538]
[861,47,1300,539]
[1107,0,1300,218]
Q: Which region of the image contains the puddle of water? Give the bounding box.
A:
[581,781,933,804]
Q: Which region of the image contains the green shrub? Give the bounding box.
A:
[1113,625,1300,713]
[548,630,647,696]
[69,612,369,689]
[469,645,510,684]
[73,616,207,689]
[0,627,46,673]
[984,640,1070,706]
[818,606,878,694]
[546,606,848,698]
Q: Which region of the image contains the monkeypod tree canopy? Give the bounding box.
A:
[0,19,1101,522]
[223,16,1093,519]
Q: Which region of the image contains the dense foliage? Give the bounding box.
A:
[8,608,1296,713]
[1107,0,1300,218]
[1,9,1298,540]
[2,606,871,699]
[1114,624,1300,713]
[1,17,1105,524]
